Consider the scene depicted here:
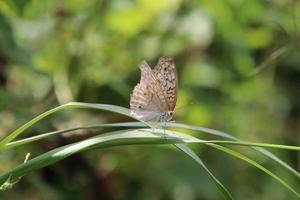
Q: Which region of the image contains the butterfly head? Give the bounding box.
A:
[159,110,175,122]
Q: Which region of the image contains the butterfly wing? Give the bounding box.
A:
[153,56,178,111]
[130,61,169,121]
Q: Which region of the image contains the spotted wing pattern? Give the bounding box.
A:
[153,56,178,111]
[130,56,178,121]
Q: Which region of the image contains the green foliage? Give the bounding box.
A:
[0,103,299,199]
[0,0,299,199]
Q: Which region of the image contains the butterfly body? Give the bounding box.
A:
[130,56,178,122]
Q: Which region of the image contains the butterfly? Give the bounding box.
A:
[130,56,178,122]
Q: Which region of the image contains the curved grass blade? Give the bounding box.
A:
[92,129,300,197]
[1,129,299,198]
[5,124,300,151]
[1,102,299,180]
[0,102,133,148]
[176,144,233,200]
[201,140,300,150]
[165,122,300,179]
[0,129,234,199]
[4,124,129,150]
[206,143,300,199]
[0,129,171,185]
[111,122,300,179]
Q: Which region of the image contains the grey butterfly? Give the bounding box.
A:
[130,56,178,122]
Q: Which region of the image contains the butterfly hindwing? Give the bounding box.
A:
[130,83,164,120]
[130,61,166,120]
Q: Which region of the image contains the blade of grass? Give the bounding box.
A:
[112,122,300,179]
[90,129,300,198]
[1,129,299,198]
[1,102,299,180]
[5,124,300,151]
[1,128,234,199]
[4,124,130,150]
[166,122,300,179]
[175,144,233,200]
[202,140,300,150]
[0,102,133,148]
[0,129,175,185]
[206,143,300,199]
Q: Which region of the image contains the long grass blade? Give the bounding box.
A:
[5,124,300,151]
[206,143,300,198]
[1,102,299,179]
[108,122,300,179]
[1,129,299,198]
[0,102,132,148]
[175,144,233,200]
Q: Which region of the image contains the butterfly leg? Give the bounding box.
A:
[147,122,155,134]
[151,124,155,135]
[149,119,159,136]
[163,120,166,139]
[165,121,176,139]
[156,118,166,138]
[158,116,166,139]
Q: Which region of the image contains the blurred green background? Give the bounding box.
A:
[0,0,299,199]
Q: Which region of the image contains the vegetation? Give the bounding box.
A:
[0,0,299,199]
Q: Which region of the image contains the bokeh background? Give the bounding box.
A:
[0,0,299,199]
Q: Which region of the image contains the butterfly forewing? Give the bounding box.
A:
[130,56,178,121]
[153,56,178,111]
